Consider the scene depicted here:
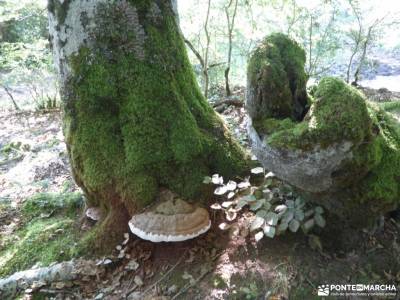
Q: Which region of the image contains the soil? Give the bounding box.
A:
[0,88,399,300]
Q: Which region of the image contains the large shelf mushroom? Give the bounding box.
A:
[129,198,211,242]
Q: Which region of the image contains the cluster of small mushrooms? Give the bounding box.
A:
[86,189,211,243]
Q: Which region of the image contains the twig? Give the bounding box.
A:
[126,249,188,298]
[1,84,20,111]
[212,99,243,108]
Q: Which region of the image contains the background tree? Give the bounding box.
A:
[48,0,247,250]
[224,0,239,96]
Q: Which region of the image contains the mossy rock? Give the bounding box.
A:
[247,33,309,125]
[248,76,400,228]
[267,77,372,151]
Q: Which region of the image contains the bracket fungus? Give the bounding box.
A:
[128,198,211,242]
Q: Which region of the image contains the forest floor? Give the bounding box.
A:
[0,86,400,299]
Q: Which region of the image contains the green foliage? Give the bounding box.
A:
[379,101,400,113]
[207,168,326,241]
[22,191,83,220]
[0,191,83,277]
[0,2,48,43]
[0,41,51,72]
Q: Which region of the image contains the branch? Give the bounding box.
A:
[212,98,243,108]
[184,38,205,68]
[1,84,20,111]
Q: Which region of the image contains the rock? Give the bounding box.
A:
[246,34,400,229]
[246,33,309,124]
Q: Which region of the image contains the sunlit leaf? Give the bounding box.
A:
[251,167,264,174]
[219,222,231,230]
[250,198,265,211]
[275,204,288,214]
[226,180,237,191]
[236,199,248,209]
[250,216,265,232]
[255,231,264,241]
[242,195,257,202]
[238,181,251,189]
[221,201,234,208]
[265,212,279,226]
[212,174,223,185]
[214,186,228,195]
[265,171,275,178]
[227,191,235,199]
[256,209,267,218]
[210,203,222,210]
[263,224,276,238]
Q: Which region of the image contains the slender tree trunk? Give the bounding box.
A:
[203,0,211,99]
[48,0,247,251]
[224,0,238,97]
[346,0,362,83]
[307,14,313,77]
[352,25,374,86]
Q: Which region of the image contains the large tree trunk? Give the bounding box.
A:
[48,0,247,250]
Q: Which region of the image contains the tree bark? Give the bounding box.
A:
[48,0,247,250]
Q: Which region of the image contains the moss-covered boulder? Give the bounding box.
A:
[247,37,400,228]
[246,33,309,125]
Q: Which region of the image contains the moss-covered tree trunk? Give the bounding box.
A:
[48,0,246,249]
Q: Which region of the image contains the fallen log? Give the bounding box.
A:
[0,259,100,299]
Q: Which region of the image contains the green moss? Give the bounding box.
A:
[22,191,83,219]
[379,101,400,113]
[254,78,399,223]
[357,107,400,205]
[253,117,296,136]
[64,2,247,214]
[0,192,83,277]
[247,33,308,124]
[267,77,372,150]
